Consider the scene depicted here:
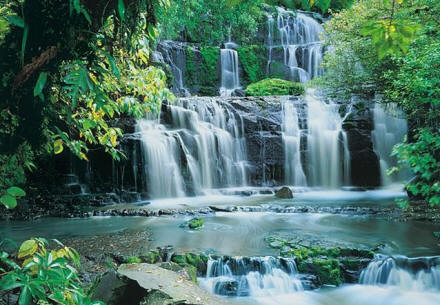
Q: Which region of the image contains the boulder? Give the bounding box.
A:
[275,186,294,199]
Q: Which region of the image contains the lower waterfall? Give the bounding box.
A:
[200,256,303,297]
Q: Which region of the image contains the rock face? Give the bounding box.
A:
[117,263,232,305]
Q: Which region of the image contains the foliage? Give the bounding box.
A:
[0,238,104,305]
[392,130,440,206]
[125,256,142,264]
[0,0,173,195]
[237,45,267,85]
[156,0,266,45]
[199,47,220,96]
[265,0,353,14]
[245,78,305,96]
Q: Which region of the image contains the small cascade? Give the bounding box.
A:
[267,8,324,82]
[157,41,190,96]
[306,89,351,188]
[372,103,409,186]
[281,97,307,186]
[200,256,303,297]
[137,97,247,198]
[220,42,241,97]
[360,255,440,291]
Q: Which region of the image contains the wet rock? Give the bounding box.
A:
[297,274,320,290]
[92,270,147,305]
[214,279,242,296]
[275,186,294,199]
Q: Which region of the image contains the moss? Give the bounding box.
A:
[141,251,160,264]
[183,265,198,283]
[171,254,187,264]
[199,46,219,95]
[124,256,141,264]
[188,218,204,230]
[237,45,267,85]
[313,258,342,286]
[245,78,305,96]
[185,253,201,266]
[185,46,197,87]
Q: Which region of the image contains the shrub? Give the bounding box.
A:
[245,78,305,96]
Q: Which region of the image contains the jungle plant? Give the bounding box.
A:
[0,238,104,305]
[245,78,305,96]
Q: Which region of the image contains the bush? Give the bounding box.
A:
[245,78,305,96]
[0,238,104,305]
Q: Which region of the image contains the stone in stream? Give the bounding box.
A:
[117,263,233,305]
[275,186,294,199]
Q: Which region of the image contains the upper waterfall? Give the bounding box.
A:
[267,8,324,83]
[220,42,241,97]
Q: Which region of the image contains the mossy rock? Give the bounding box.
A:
[298,258,342,286]
[159,262,198,283]
[188,218,204,230]
[124,256,142,264]
[141,251,161,264]
[171,254,187,264]
[245,78,305,96]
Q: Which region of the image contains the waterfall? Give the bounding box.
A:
[200,256,303,297]
[282,97,307,186]
[220,43,241,97]
[267,8,324,82]
[360,255,440,291]
[306,89,351,188]
[372,103,409,186]
[137,97,247,198]
[156,41,190,96]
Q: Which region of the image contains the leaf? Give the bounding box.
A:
[21,24,28,67]
[0,194,17,209]
[118,0,126,22]
[54,139,64,154]
[0,274,23,291]
[6,15,24,28]
[18,240,38,258]
[104,52,120,78]
[7,186,26,197]
[33,72,48,98]
[19,286,31,305]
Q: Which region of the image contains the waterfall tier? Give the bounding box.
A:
[137,98,247,198]
[200,256,303,297]
[220,46,241,97]
[360,255,440,291]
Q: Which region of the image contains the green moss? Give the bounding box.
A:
[141,251,160,264]
[183,265,198,283]
[171,254,187,264]
[125,256,141,264]
[199,47,219,95]
[237,45,267,85]
[185,46,197,87]
[245,78,305,96]
[313,258,342,286]
[185,253,201,266]
[188,218,204,230]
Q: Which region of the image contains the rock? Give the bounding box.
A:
[275,186,294,199]
[297,274,320,290]
[91,270,147,305]
[213,279,242,296]
[118,263,232,305]
[188,218,204,229]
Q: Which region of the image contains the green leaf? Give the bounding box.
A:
[7,187,26,197]
[104,52,120,78]
[0,275,23,291]
[118,0,126,22]
[0,194,17,209]
[21,24,29,67]
[33,72,48,98]
[19,286,31,305]
[54,139,64,154]
[6,15,24,28]
[18,240,38,258]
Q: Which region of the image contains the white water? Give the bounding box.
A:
[220,43,241,96]
[372,103,409,186]
[200,256,303,297]
[306,89,351,188]
[137,98,247,198]
[267,8,324,82]
[281,97,307,186]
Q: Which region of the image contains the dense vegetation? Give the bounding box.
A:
[320,0,440,206]
[245,78,305,96]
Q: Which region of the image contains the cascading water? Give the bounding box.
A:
[220,42,241,97]
[306,89,351,188]
[200,256,303,297]
[137,97,247,198]
[267,8,324,82]
[372,103,409,186]
[281,97,307,186]
[360,255,440,291]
